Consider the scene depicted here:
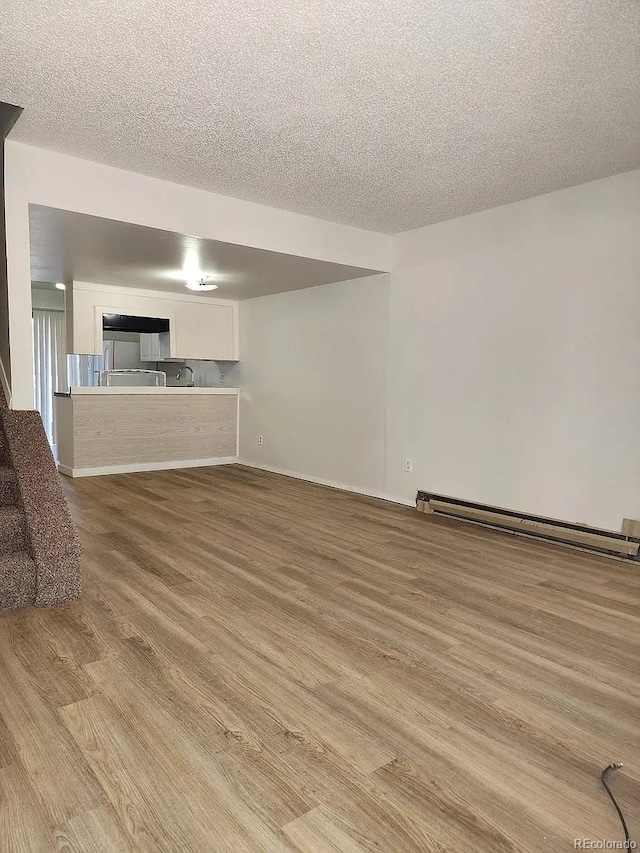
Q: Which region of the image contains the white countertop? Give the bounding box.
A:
[63,386,238,396]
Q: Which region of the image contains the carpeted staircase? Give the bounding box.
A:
[0,385,81,610]
[0,438,37,605]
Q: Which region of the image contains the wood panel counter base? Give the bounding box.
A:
[55,389,238,477]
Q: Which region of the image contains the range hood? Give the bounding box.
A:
[102,314,170,334]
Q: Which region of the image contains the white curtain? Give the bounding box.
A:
[32,310,67,446]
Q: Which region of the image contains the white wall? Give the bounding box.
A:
[238,275,389,498]
[238,169,640,531]
[385,169,640,530]
[4,142,392,409]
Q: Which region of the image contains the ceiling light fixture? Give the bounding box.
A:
[186,278,218,292]
[55,282,66,290]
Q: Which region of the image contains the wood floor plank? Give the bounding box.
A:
[0,764,52,853]
[59,695,191,852]
[1,462,636,851]
[54,805,136,852]
[61,685,297,852]
[283,803,428,853]
[0,626,105,826]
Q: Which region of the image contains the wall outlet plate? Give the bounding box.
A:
[258,435,264,445]
[404,458,413,473]
[219,372,226,384]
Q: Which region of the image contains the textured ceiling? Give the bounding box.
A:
[3,1,640,233]
[29,205,380,299]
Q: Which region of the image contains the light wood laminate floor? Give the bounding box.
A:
[1,465,638,851]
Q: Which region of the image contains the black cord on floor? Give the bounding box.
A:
[601,763,631,849]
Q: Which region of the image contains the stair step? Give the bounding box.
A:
[0,467,18,507]
[0,507,27,555]
[0,551,37,611]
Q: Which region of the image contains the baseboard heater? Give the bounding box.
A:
[416,491,640,560]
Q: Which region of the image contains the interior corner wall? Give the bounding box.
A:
[385,168,640,531]
[237,274,389,498]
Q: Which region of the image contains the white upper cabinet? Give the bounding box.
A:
[139,332,171,362]
[173,302,237,361]
[139,333,156,362]
[68,282,239,361]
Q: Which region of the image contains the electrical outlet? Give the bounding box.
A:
[404,458,413,473]
[258,435,264,446]
[219,372,226,384]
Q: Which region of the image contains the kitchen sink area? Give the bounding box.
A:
[53,295,240,476]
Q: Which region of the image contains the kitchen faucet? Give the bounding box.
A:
[176,365,195,387]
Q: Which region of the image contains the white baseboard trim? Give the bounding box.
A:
[381,493,417,508]
[58,456,238,478]
[0,357,12,409]
[237,459,392,502]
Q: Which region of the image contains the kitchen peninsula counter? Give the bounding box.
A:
[54,387,238,477]
[57,386,238,396]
